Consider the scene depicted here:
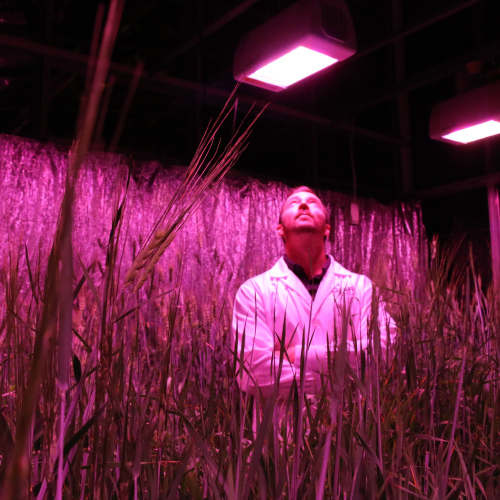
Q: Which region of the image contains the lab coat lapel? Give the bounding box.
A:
[311,256,352,318]
[270,258,312,306]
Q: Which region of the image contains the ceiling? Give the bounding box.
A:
[0,0,499,240]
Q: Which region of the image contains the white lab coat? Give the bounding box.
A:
[231,255,395,396]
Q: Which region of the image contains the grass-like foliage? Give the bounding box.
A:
[0,1,498,495]
[0,177,499,499]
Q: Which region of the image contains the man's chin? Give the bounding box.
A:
[291,225,319,234]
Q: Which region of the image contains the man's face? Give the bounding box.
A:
[277,191,330,241]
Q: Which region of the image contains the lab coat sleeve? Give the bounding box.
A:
[293,344,359,376]
[231,279,315,397]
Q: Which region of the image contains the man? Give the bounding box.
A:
[231,186,395,397]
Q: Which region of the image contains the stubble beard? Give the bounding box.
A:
[291,225,318,234]
[285,219,326,238]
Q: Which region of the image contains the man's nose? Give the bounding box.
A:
[298,201,309,210]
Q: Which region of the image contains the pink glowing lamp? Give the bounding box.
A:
[248,47,338,89]
[234,0,356,92]
[443,120,500,144]
[430,80,500,144]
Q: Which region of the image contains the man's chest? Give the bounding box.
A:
[265,279,363,346]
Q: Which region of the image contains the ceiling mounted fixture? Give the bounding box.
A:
[430,79,500,144]
[233,0,356,92]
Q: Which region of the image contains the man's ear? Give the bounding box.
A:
[277,223,284,238]
[324,224,331,239]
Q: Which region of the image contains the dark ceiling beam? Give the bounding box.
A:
[348,0,481,63]
[158,0,262,67]
[9,6,498,148]
[161,0,481,71]
[339,39,500,116]
[4,30,499,145]
[414,172,500,199]
[0,0,485,139]
[263,101,405,145]
[11,74,76,135]
[0,33,404,146]
[0,33,195,97]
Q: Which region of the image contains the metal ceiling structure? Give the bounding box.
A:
[0,0,499,250]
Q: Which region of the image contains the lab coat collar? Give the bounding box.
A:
[268,255,353,309]
[268,257,311,305]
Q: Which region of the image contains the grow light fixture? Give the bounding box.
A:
[248,47,338,89]
[430,79,500,144]
[234,0,356,92]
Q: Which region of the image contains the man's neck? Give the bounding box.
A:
[284,237,327,280]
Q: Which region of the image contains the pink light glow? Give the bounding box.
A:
[443,120,500,144]
[248,46,338,88]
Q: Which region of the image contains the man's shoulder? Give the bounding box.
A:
[239,257,287,289]
[327,256,372,288]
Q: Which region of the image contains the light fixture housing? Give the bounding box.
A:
[233,0,356,92]
[430,79,500,144]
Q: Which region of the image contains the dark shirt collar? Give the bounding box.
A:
[283,255,331,298]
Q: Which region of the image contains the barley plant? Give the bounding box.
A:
[1,0,500,496]
[0,154,499,500]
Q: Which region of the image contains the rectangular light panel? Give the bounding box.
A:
[443,120,500,144]
[248,46,338,88]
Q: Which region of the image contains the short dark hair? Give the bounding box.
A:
[278,186,327,223]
